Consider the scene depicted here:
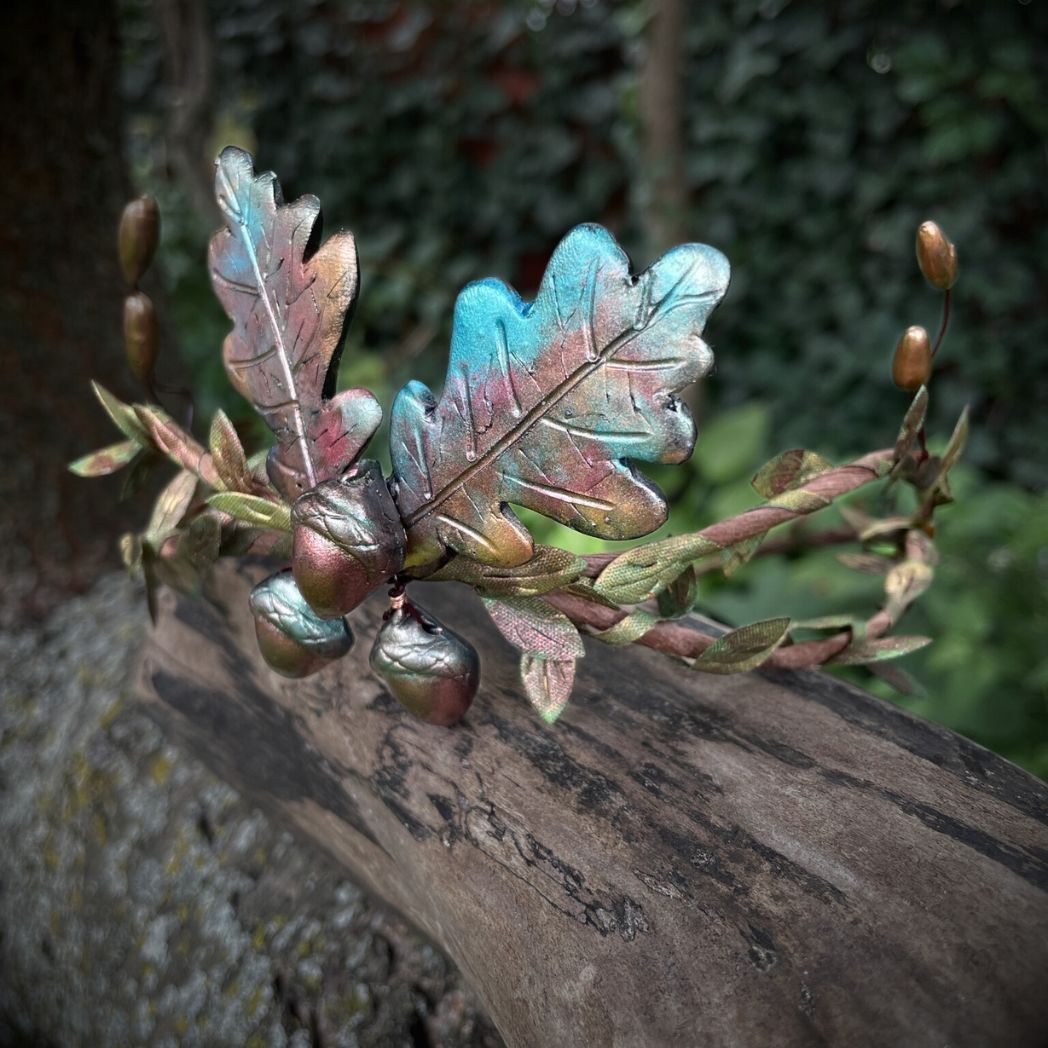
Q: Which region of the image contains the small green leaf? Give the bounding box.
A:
[594,609,659,645]
[594,533,721,604]
[428,546,586,597]
[520,655,576,724]
[692,617,791,674]
[119,532,142,571]
[483,596,585,660]
[752,448,834,498]
[68,439,139,477]
[939,406,970,477]
[829,635,931,665]
[208,492,292,532]
[892,385,929,467]
[146,470,198,544]
[209,409,251,491]
[884,557,934,620]
[91,381,149,443]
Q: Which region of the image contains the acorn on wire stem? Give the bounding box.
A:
[916,220,958,291]
[118,195,160,287]
[892,325,932,391]
[291,461,406,619]
[249,569,354,678]
[370,592,480,726]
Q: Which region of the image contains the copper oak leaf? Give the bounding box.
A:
[389,224,730,569]
[208,147,381,500]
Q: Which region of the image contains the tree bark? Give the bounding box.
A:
[0,0,135,627]
[137,560,1048,1048]
[638,0,688,257]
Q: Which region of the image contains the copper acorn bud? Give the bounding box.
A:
[915,220,958,290]
[369,601,479,726]
[292,462,407,619]
[123,291,159,380]
[118,195,161,286]
[249,569,354,678]
[892,325,932,391]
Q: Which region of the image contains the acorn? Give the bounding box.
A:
[123,291,159,380]
[291,461,407,619]
[369,598,479,726]
[915,220,958,291]
[249,569,354,678]
[118,195,161,286]
[891,325,932,391]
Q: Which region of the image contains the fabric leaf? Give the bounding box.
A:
[209,146,381,500]
[390,224,729,569]
[208,492,292,532]
[892,386,928,469]
[426,545,586,597]
[692,617,791,674]
[829,635,931,665]
[752,448,833,498]
[68,439,139,477]
[483,595,585,660]
[146,470,198,546]
[208,409,251,491]
[520,655,576,724]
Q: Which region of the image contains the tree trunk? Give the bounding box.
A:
[638,0,688,257]
[0,0,135,627]
[138,560,1048,1048]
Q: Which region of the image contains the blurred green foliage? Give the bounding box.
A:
[118,0,1047,774]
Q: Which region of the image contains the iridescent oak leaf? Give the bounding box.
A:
[389,224,729,571]
[209,146,381,500]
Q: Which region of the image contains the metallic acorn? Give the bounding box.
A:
[369,601,480,726]
[123,291,159,380]
[892,325,932,391]
[118,195,161,286]
[249,569,354,678]
[916,221,958,290]
[291,461,407,619]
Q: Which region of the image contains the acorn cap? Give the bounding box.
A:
[118,195,160,286]
[916,221,958,291]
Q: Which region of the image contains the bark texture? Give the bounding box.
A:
[0,0,139,628]
[139,560,1048,1048]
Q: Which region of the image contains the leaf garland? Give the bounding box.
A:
[390,223,729,570]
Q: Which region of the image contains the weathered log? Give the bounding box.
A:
[137,560,1048,1048]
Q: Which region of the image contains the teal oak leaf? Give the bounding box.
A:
[209,147,381,501]
[390,224,730,570]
